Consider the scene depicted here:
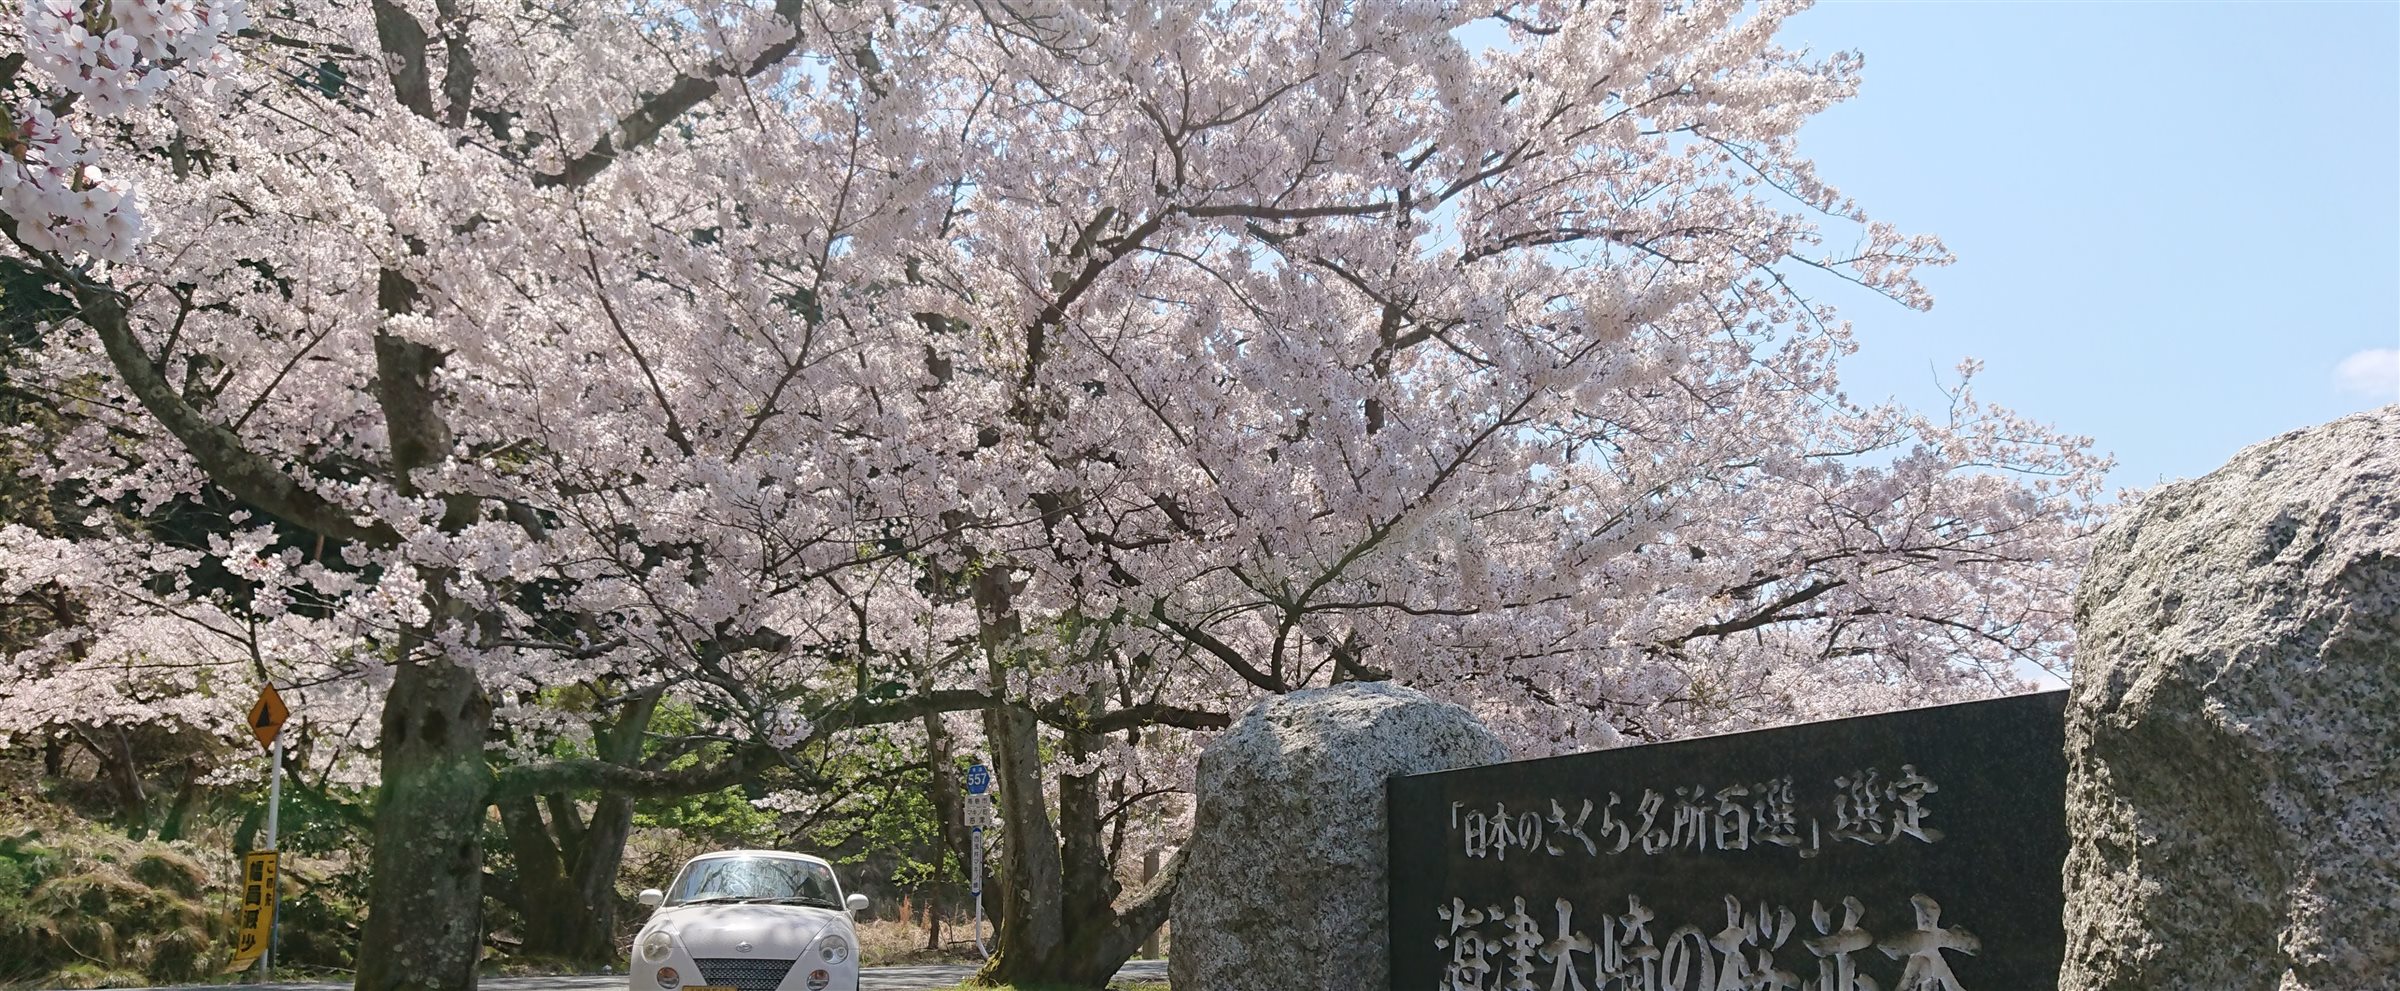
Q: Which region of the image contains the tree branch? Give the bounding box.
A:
[1150,603,1288,693]
[1662,579,1847,648]
[73,286,395,546]
[433,0,477,129]
[369,0,437,120]
[491,686,1220,803]
[494,746,779,801]
[534,0,808,190]
[1077,702,1228,735]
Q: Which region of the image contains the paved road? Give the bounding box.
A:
[105,960,1168,991]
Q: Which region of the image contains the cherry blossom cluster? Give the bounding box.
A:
[20,0,245,112]
[0,98,144,258]
[3,0,245,259]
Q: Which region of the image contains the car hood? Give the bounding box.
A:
[651,903,848,957]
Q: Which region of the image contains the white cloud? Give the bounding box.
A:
[2334,348,2400,402]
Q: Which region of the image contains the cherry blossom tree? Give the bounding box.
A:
[1,0,2105,989]
[830,2,2103,982]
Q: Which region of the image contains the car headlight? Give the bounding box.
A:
[640,930,676,962]
[817,933,850,965]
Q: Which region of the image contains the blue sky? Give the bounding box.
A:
[1775,1,2399,495]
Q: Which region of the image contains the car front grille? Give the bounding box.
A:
[694,957,798,991]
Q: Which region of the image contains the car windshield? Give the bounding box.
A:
[666,856,842,908]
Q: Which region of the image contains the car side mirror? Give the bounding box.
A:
[845,893,868,914]
[639,888,664,907]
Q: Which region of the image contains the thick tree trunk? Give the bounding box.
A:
[960,561,1189,988]
[1139,850,1161,959]
[497,796,578,958]
[971,567,1062,985]
[979,772,1183,990]
[496,792,635,965]
[1056,729,1116,927]
[982,722,1177,988]
[503,691,656,966]
[356,295,498,991]
[354,652,493,991]
[970,568,1175,988]
[978,698,1067,984]
[568,795,636,956]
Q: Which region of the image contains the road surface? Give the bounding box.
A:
[101,961,1169,991]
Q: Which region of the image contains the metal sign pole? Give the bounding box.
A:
[260,732,282,982]
[971,825,986,959]
[234,685,291,983]
[964,760,990,960]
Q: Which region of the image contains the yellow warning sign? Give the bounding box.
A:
[226,850,278,972]
[248,685,289,749]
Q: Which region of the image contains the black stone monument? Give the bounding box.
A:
[1386,691,2068,991]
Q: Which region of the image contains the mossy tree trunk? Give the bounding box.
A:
[969,572,1179,990]
[498,690,660,966]
[354,650,494,991]
[975,709,1181,989]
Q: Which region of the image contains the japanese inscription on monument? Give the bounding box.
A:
[1388,692,2068,991]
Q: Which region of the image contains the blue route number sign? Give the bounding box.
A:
[964,762,990,795]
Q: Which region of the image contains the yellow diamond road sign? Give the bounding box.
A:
[249,685,289,749]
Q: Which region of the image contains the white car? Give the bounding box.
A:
[630,850,870,991]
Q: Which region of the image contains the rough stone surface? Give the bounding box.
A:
[2063,405,2400,991]
[1171,682,1509,991]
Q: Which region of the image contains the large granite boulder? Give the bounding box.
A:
[2063,405,2400,990]
[1172,682,1508,991]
